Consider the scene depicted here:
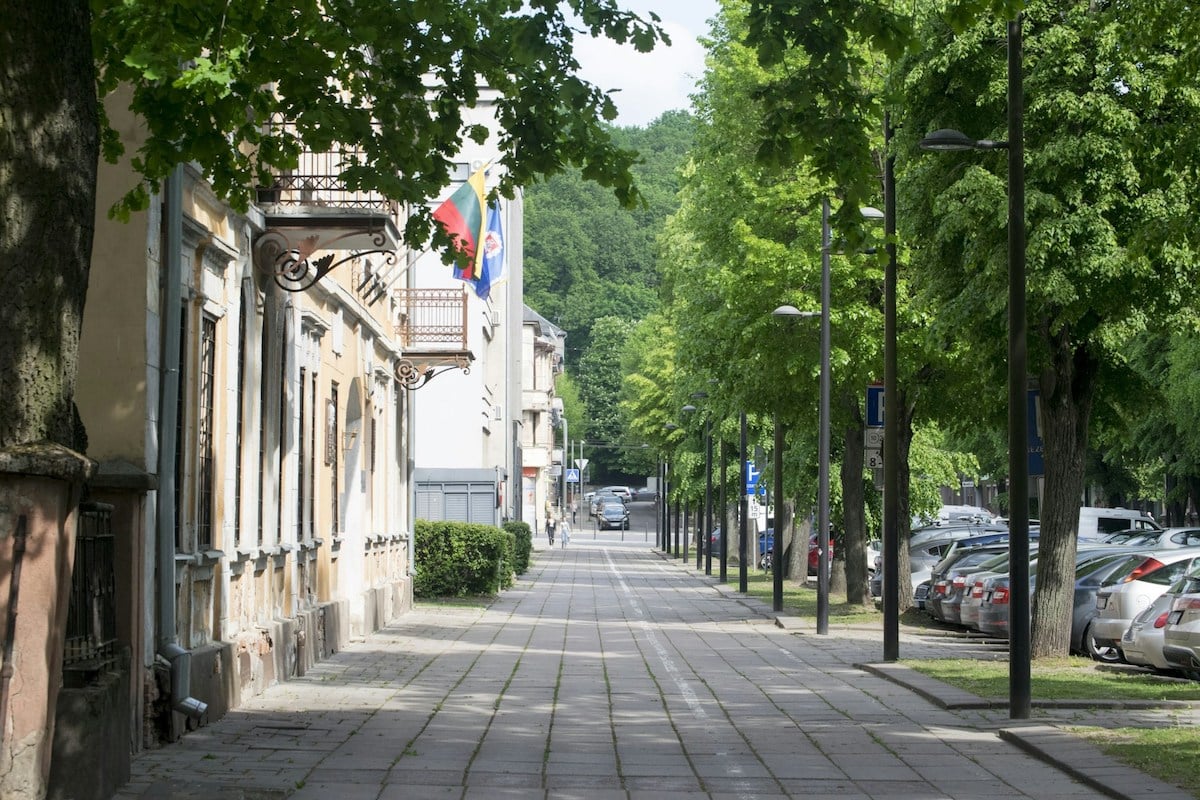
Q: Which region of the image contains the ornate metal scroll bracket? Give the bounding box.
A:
[254,229,397,293]
[395,352,473,390]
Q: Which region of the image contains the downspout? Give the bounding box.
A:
[156,166,208,721]
[406,249,417,580]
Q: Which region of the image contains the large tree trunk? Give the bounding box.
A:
[840,420,870,606]
[0,0,97,450]
[1031,336,1098,659]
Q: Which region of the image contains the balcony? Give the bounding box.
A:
[393,288,474,389]
[253,117,403,294]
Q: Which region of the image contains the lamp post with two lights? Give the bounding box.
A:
[919,13,1028,720]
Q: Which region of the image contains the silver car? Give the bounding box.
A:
[1091,548,1200,650]
[1121,592,1176,671]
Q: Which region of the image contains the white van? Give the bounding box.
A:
[1076,507,1160,542]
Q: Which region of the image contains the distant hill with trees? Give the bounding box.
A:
[525,110,694,477]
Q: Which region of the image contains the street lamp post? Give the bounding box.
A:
[816,197,833,635]
[770,305,818,614]
[719,435,728,583]
[703,417,713,575]
[663,423,678,554]
[919,13,1028,719]
[738,412,749,593]
[883,112,900,662]
[772,414,785,611]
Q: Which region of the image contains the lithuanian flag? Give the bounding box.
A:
[432,166,487,279]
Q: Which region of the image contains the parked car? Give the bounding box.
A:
[960,556,1011,631]
[1121,591,1177,672]
[975,574,1013,638]
[1118,528,1200,550]
[1161,561,1200,677]
[871,526,1012,597]
[632,486,656,501]
[598,502,630,530]
[598,486,633,503]
[926,546,1010,625]
[758,530,775,569]
[1075,506,1161,542]
[1071,551,1165,662]
[973,548,1148,649]
[1162,591,1200,678]
[589,492,621,515]
[1090,548,1200,653]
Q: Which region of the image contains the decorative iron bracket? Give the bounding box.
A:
[396,352,473,390]
[254,229,397,293]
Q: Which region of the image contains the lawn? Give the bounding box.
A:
[905,657,1200,796]
[722,571,881,624]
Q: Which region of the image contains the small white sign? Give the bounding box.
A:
[864,428,884,449]
[866,449,884,469]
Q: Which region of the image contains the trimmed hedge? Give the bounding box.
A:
[414,520,514,598]
[503,520,532,575]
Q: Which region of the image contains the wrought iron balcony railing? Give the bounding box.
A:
[395,288,468,349]
[256,117,398,214]
[393,288,473,389]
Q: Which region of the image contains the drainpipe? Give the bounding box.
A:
[156,166,208,722]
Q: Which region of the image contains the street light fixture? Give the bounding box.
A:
[773,198,880,634]
[918,14,1028,720]
[663,423,679,553]
[768,306,818,613]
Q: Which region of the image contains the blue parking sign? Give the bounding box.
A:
[866,385,885,427]
[745,460,760,494]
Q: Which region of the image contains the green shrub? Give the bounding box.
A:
[503,520,532,574]
[414,520,512,597]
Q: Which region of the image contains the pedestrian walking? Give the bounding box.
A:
[547,515,556,546]
[560,515,570,548]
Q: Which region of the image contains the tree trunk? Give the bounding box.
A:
[788,510,811,583]
[895,386,916,612]
[840,420,870,606]
[776,497,796,579]
[0,0,98,450]
[1031,336,1097,659]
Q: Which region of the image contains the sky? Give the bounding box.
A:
[573,0,720,128]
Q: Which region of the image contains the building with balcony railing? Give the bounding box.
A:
[64,95,485,796]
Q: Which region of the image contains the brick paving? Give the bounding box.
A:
[113,540,1197,799]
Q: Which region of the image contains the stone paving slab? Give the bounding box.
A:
[111,544,1197,799]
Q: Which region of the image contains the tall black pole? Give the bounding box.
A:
[739,412,749,593]
[1007,13,1031,720]
[684,497,690,561]
[719,438,728,583]
[704,419,713,575]
[883,113,900,660]
[655,459,662,549]
[772,414,784,612]
[817,198,832,635]
[674,495,681,558]
[663,456,671,553]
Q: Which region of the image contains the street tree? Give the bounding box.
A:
[1,0,669,451]
[895,1,1200,657]
[656,3,897,604]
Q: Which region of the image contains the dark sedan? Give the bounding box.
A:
[598,502,629,530]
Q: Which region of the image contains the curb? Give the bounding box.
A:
[999,725,1197,800]
[657,552,1196,800]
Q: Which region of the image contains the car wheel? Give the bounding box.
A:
[1085,624,1123,664]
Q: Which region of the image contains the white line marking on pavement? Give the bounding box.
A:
[604,549,774,800]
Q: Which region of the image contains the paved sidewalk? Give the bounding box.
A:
[114,542,1196,799]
